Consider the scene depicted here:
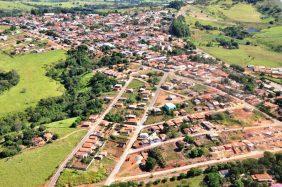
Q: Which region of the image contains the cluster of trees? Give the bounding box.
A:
[257,1,282,22]
[89,72,117,95]
[216,38,239,49]
[187,147,205,158]
[169,16,190,38]
[230,64,245,72]
[104,113,124,123]
[167,0,184,10]
[0,124,58,158]
[144,148,166,171]
[222,26,249,40]
[147,71,162,86]
[189,54,218,64]
[97,52,129,67]
[228,72,256,93]
[0,70,19,93]
[205,151,282,185]
[195,21,217,30]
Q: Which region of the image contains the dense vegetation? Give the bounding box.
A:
[167,0,184,10]
[222,26,249,40]
[0,70,19,93]
[216,38,239,49]
[0,45,117,157]
[143,148,166,171]
[195,21,217,31]
[169,16,190,38]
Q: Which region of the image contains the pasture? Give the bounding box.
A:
[0,50,66,116]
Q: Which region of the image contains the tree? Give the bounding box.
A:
[188,168,203,177]
[145,157,157,171]
[204,172,222,187]
[167,1,184,10]
[184,135,195,144]
[169,16,190,38]
[175,141,184,151]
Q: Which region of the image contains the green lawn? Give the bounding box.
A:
[128,79,146,90]
[45,117,78,137]
[155,175,205,187]
[0,118,86,187]
[202,45,282,67]
[0,50,66,116]
[57,168,107,187]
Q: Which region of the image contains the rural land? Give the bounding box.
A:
[0,0,281,187]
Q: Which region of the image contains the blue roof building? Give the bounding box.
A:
[163,103,176,111]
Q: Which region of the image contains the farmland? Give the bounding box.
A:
[0,50,66,116]
[0,118,87,187]
[184,0,282,67]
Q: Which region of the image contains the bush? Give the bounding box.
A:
[188,168,203,177]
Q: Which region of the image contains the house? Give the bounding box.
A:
[161,83,174,90]
[43,132,53,141]
[32,137,45,146]
[252,173,273,183]
[126,118,138,125]
[114,84,122,91]
[75,151,88,159]
[163,103,176,111]
[81,121,92,128]
[151,107,162,114]
[139,133,149,139]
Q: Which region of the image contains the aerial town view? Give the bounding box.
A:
[0,0,281,187]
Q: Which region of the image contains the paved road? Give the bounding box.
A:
[104,72,169,186]
[48,77,133,187]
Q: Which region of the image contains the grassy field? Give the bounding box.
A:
[155,175,205,187]
[0,118,86,187]
[0,50,66,116]
[0,1,33,11]
[202,45,282,67]
[252,26,282,51]
[185,0,282,68]
[221,3,261,22]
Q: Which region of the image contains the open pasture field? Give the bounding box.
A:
[0,118,86,187]
[0,50,66,116]
[252,26,282,51]
[0,1,33,11]
[202,45,282,67]
[185,0,282,67]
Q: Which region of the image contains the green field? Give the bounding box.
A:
[252,26,282,51]
[0,1,33,11]
[185,0,282,67]
[0,118,86,187]
[155,175,205,187]
[0,50,66,116]
[202,45,282,67]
